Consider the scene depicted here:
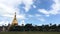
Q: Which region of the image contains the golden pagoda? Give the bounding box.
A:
[11,12,18,26]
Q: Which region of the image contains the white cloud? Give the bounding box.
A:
[0,21,9,26]
[38,0,60,16]
[38,9,50,16]
[49,0,60,15]
[35,14,42,17]
[0,0,20,16]
[33,5,36,8]
[2,14,13,18]
[38,18,45,22]
[17,14,26,19]
[0,0,34,16]
[38,9,49,15]
[22,0,33,12]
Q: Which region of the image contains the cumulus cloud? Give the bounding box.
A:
[0,21,9,26]
[22,0,33,12]
[38,0,60,16]
[0,0,20,17]
[49,0,60,15]
[38,9,50,17]
[38,9,49,15]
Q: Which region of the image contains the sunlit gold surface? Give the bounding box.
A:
[12,12,18,26]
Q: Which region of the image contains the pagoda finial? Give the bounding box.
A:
[15,12,16,17]
[15,12,16,15]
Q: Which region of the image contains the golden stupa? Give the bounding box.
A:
[11,12,18,26]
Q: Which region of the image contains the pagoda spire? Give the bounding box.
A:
[12,12,18,26]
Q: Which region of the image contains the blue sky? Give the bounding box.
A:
[0,0,60,26]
